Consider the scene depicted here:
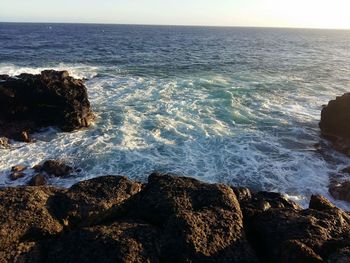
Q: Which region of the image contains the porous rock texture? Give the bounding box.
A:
[319,93,350,206]
[329,181,350,203]
[0,174,349,263]
[0,70,94,142]
[320,93,350,155]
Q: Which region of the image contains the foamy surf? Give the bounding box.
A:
[0,63,99,79]
[0,63,349,210]
[1,26,350,210]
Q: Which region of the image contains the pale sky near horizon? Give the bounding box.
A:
[1,0,350,29]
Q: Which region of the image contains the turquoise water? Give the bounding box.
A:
[0,24,350,207]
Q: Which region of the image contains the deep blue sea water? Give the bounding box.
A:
[1,23,350,207]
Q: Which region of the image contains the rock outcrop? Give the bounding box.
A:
[0,174,349,263]
[320,93,350,155]
[319,93,350,205]
[39,160,74,177]
[7,160,76,185]
[0,70,94,142]
[0,137,10,149]
[329,181,350,203]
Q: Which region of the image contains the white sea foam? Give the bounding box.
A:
[0,64,349,210]
[0,63,99,79]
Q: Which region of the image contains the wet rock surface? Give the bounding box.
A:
[28,174,47,186]
[50,176,143,227]
[0,186,64,262]
[329,181,350,203]
[40,160,73,177]
[320,93,350,155]
[0,174,349,263]
[0,137,10,149]
[319,94,350,206]
[6,160,77,185]
[239,193,350,263]
[0,70,94,143]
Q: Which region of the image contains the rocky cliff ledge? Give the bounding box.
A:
[0,173,349,263]
[320,93,350,203]
[320,93,350,155]
[0,70,94,143]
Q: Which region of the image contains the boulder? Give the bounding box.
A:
[279,240,323,263]
[319,231,350,262]
[1,174,349,263]
[319,93,350,154]
[32,222,160,263]
[49,176,143,226]
[329,181,350,203]
[11,165,27,173]
[0,186,64,262]
[47,173,260,263]
[0,70,94,142]
[233,189,302,218]
[309,194,336,211]
[28,174,47,186]
[9,172,26,181]
[0,137,10,149]
[40,160,73,177]
[340,167,350,174]
[9,165,28,181]
[128,173,259,263]
[243,194,350,263]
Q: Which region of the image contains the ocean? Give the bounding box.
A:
[0,23,350,208]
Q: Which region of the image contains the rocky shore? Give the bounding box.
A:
[0,173,349,263]
[1,70,350,262]
[320,93,350,203]
[0,70,94,143]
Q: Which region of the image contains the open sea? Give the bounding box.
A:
[0,23,350,208]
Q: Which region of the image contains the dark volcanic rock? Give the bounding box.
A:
[0,186,64,262]
[309,194,336,211]
[129,173,259,263]
[37,221,160,263]
[233,189,350,263]
[329,181,350,203]
[28,174,47,186]
[9,172,26,181]
[233,188,302,218]
[40,160,73,177]
[0,137,10,149]
[9,165,27,181]
[0,174,349,263]
[341,166,350,174]
[50,176,143,226]
[279,240,323,263]
[11,165,27,173]
[243,194,350,263]
[0,70,94,142]
[320,93,350,155]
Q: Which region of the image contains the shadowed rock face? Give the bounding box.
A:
[329,181,350,203]
[50,176,143,227]
[40,160,74,177]
[0,70,94,142]
[129,173,258,263]
[0,187,64,262]
[0,175,349,263]
[0,137,10,149]
[320,93,350,155]
[319,93,350,205]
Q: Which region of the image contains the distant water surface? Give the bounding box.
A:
[0,23,350,208]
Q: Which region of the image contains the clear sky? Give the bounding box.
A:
[1,0,350,29]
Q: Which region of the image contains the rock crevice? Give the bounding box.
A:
[0,174,349,263]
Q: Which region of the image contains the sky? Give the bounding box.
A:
[1,0,350,29]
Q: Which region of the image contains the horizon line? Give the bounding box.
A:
[1,21,350,31]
